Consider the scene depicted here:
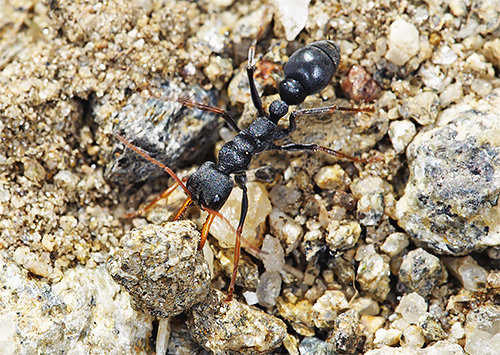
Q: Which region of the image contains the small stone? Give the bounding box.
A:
[260,234,285,272]
[298,337,336,355]
[211,182,272,248]
[395,292,428,324]
[269,185,302,216]
[107,221,211,317]
[326,309,361,353]
[443,255,488,291]
[360,315,386,334]
[314,164,351,190]
[396,108,500,255]
[380,233,410,257]
[373,328,401,347]
[483,38,500,69]
[385,20,420,66]
[243,291,259,306]
[274,0,311,41]
[216,249,260,289]
[357,192,385,226]
[418,313,445,341]
[439,82,463,107]
[350,297,380,316]
[188,289,287,354]
[326,220,361,251]
[256,271,282,308]
[399,91,439,126]
[465,305,500,355]
[400,324,425,347]
[340,65,381,102]
[311,290,349,329]
[470,78,493,97]
[276,298,315,336]
[356,251,391,302]
[432,45,458,65]
[269,209,304,255]
[388,120,417,154]
[397,248,447,297]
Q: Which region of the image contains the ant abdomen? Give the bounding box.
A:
[279,40,341,106]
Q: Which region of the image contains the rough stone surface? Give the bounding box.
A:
[0,251,153,354]
[187,289,287,355]
[397,248,447,297]
[107,221,211,317]
[396,108,500,255]
[465,305,500,355]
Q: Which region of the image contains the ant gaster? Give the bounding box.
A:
[116,40,374,301]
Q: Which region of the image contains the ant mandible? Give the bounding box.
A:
[115,40,374,301]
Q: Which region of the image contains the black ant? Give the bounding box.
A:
[115,40,374,301]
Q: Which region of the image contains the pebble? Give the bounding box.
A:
[464,305,500,355]
[274,0,311,41]
[483,38,500,69]
[216,249,260,289]
[397,248,447,297]
[269,208,304,255]
[269,185,303,216]
[396,107,500,255]
[187,289,287,354]
[443,255,488,291]
[340,65,381,102]
[349,297,380,316]
[380,233,410,257]
[210,182,271,249]
[357,192,385,226]
[385,20,420,66]
[326,309,361,353]
[260,234,285,272]
[399,91,440,126]
[311,290,349,329]
[400,324,425,347]
[356,249,391,302]
[107,221,211,317]
[418,313,445,341]
[298,337,336,355]
[395,292,428,324]
[373,328,402,347]
[326,220,361,251]
[439,82,463,107]
[314,164,351,191]
[256,271,282,307]
[276,298,315,336]
[388,120,417,153]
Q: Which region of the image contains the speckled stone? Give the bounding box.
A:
[0,251,153,354]
[464,305,500,355]
[396,108,500,255]
[107,221,211,317]
[397,248,447,297]
[187,289,287,354]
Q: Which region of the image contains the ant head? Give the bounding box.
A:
[268,100,289,123]
[187,162,234,211]
[279,78,307,106]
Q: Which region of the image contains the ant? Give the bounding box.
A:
[115,40,374,301]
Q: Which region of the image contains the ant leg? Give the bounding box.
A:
[125,178,186,218]
[274,143,366,163]
[285,104,375,134]
[173,196,193,221]
[199,212,217,250]
[246,44,266,118]
[226,174,248,302]
[176,98,241,133]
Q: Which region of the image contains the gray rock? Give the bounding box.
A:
[187,289,287,354]
[397,248,447,297]
[103,82,220,188]
[396,108,500,255]
[107,221,211,317]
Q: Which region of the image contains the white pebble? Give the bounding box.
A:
[388,120,417,153]
[439,82,463,107]
[395,292,428,324]
[385,20,420,66]
[381,233,410,257]
[261,235,285,272]
[273,0,311,41]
